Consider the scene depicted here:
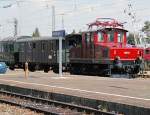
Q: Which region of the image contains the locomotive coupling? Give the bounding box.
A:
[132,56,144,74]
[135,56,143,65]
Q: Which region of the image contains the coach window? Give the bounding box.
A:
[32,43,36,49]
[4,44,8,52]
[51,41,53,50]
[19,43,24,52]
[98,32,104,42]
[10,44,14,52]
[14,43,19,52]
[42,43,45,51]
[108,32,114,42]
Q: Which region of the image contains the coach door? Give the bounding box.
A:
[25,42,32,62]
[50,40,57,64]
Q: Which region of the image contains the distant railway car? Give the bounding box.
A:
[16,36,69,73]
[128,36,150,70]
[69,18,144,75]
[144,47,150,69]
[0,37,18,69]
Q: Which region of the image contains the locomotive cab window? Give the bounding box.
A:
[69,40,76,48]
[107,32,114,42]
[68,35,82,48]
[85,33,90,44]
[118,32,124,43]
[98,32,104,42]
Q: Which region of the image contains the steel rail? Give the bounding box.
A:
[0,90,116,115]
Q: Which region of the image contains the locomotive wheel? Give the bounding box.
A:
[70,65,81,75]
[44,67,50,73]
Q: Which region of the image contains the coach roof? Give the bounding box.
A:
[16,36,64,42]
[0,36,16,42]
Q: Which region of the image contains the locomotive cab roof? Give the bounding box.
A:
[65,34,82,40]
[83,27,128,33]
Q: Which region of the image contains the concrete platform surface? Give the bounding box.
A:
[0,70,150,108]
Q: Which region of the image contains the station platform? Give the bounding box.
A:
[0,70,150,110]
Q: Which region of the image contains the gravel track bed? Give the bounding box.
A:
[0,103,43,115]
[0,94,82,115]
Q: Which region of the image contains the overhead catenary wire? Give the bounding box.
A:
[0,0,150,37]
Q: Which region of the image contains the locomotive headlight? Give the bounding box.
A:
[138,56,142,60]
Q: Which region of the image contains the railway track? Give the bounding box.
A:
[0,90,116,115]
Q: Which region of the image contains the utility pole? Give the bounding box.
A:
[61,14,64,29]
[59,37,63,77]
[74,0,77,11]
[14,18,18,37]
[124,2,137,44]
[52,5,55,31]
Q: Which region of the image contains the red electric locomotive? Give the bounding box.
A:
[67,18,144,76]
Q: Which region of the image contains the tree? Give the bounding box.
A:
[71,29,76,34]
[127,33,135,45]
[32,32,35,37]
[79,29,82,34]
[142,21,150,38]
[32,27,40,37]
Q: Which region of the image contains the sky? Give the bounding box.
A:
[0,0,149,38]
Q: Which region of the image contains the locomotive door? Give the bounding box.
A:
[82,32,94,62]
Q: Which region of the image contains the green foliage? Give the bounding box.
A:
[127,33,135,45]
[142,21,150,37]
[71,29,76,34]
[32,27,40,37]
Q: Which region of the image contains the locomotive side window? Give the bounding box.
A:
[91,33,94,42]
[85,33,90,43]
[108,32,114,42]
[118,32,123,43]
[85,33,91,47]
[98,32,104,42]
